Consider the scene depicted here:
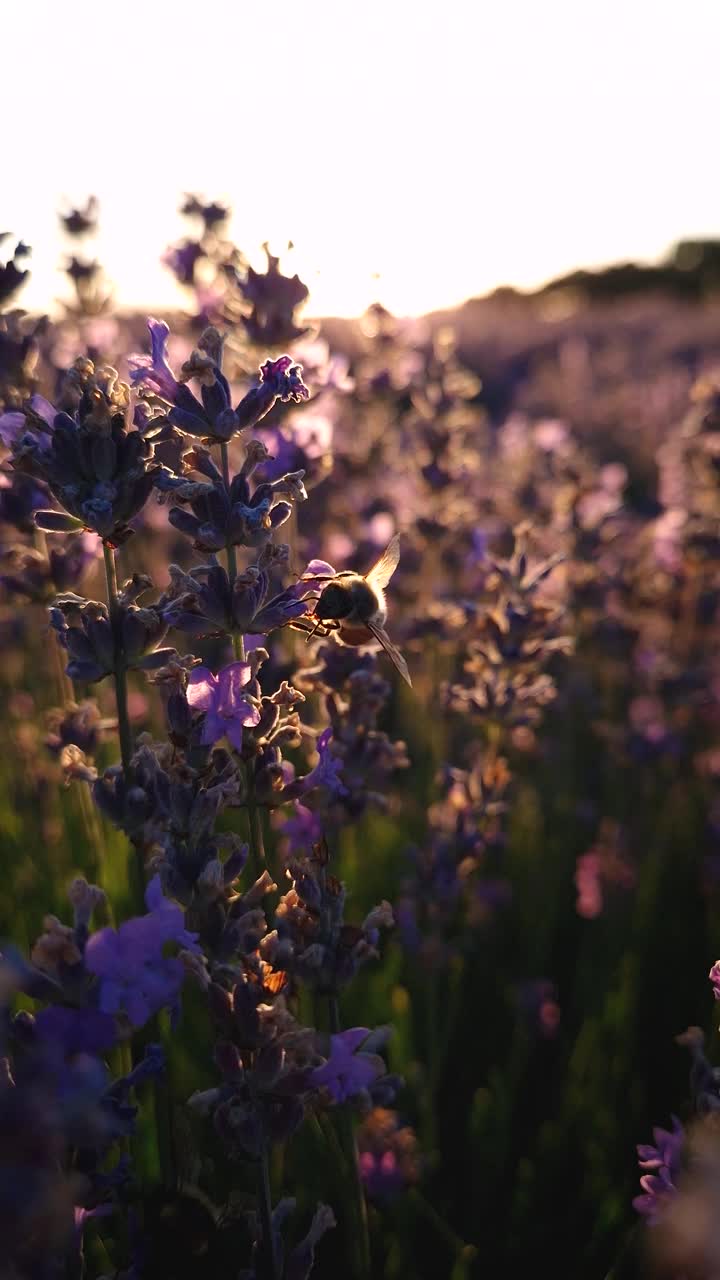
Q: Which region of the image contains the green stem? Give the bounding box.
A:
[102,542,133,775]
[408,1188,476,1261]
[257,1145,279,1280]
[220,441,245,663]
[102,541,144,907]
[328,993,372,1280]
[246,774,267,879]
[221,439,273,1274]
[102,553,175,1191]
[39,528,108,888]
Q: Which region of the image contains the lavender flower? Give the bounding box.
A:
[1,531,98,602]
[357,1108,421,1202]
[85,874,200,1027]
[49,575,174,682]
[155,439,307,553]
[298,728,348,798]
[10,359,162,543]
[238,243,311,347]
[633,1117,685,1223]
[262,837,393,994]
[158,555,310,639]
[187,661,262,749]
[130,319,309,444]
[310,1028,385,1104]
[60,196,99,238]
[128,317,181,402]
[0,236,30,306]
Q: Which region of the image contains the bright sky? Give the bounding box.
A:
[1,0,718,318]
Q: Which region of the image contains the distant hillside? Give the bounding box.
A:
[318,241,720,356]
[484,239,720,306]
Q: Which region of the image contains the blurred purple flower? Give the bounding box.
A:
[633,1116,684,1223]
[0,394,56,448]
[301,728,348,797]
[162,239,204,286]
[310,1027,383,1102]
[34,1006,118,1055]
[186,661,261,749]
[0,410,25,447]
[85,875,199,1028]
[277,802,324,855]
[357,1108,421,1201]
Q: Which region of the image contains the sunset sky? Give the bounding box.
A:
[2,0,718,317]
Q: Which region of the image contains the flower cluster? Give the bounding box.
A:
[49,574,173,682]
[130,319,309,445]
[262,838,395,995]
[7,359,162,543]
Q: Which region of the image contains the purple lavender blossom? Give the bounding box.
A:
[277,802,324,855]
[300,728,348,797]
[34,1006,118,1055]
[357,1108,421,1202]
[162,239,204,286]
[0,394,56,448]
[128,318,181,402]
[633,1116,685,1223]
[85,875,200,1027]
[258,355,310,403]
[130,320,309,444]
[0,409,25,447]
[187,661,261,749]
[310,1027,384,1103]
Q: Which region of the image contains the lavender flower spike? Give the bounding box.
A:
[187,661,261,749]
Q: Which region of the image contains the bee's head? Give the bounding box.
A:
[315,581,353,621]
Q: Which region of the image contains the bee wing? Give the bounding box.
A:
[366,619,412,687]
[366,534,401,591]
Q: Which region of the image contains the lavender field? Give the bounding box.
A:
[2,196,720,1280]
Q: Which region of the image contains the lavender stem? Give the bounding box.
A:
[246,776,267,878]
[220,441,245,663]
[102,541,133,775]
[258,1145,279,1280]
[102,540,144,905]
[328,993,372,1280]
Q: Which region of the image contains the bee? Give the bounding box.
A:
[298,534,412,686]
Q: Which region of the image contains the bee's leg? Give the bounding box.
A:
[305,616,326,642]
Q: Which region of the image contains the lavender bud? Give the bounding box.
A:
[68,876,105,928]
